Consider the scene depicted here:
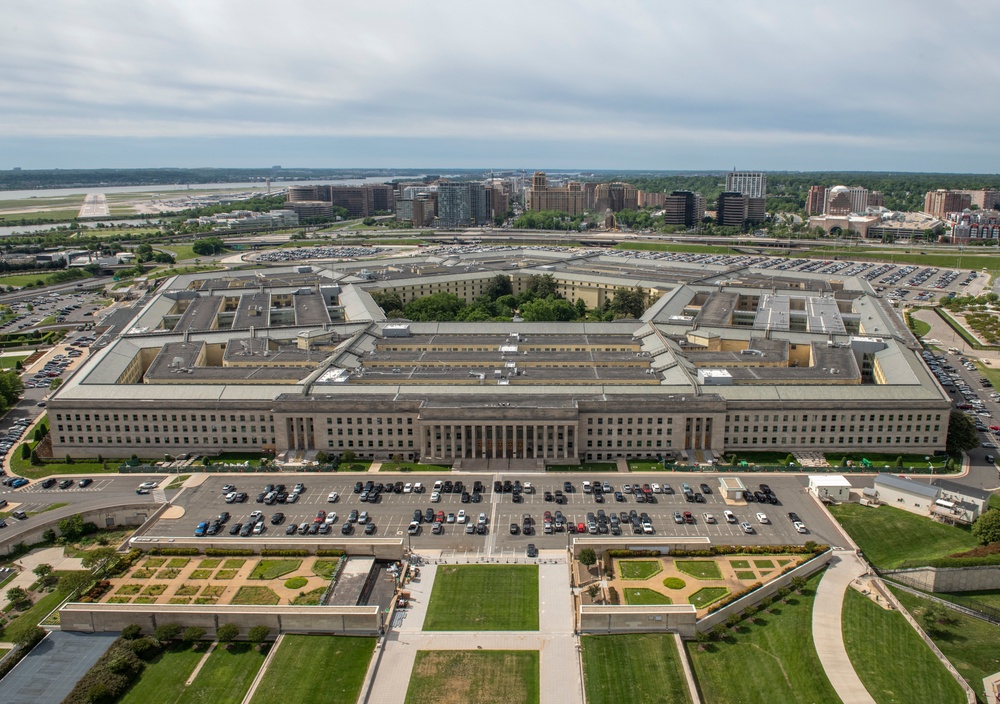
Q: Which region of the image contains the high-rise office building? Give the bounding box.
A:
[924,190,972,219]
[594,182,638,212]
[437,182,491,228]
[716,192,749,228]
[725,171,767,198]
[528,172,585,215]
[806,186,827,215]
[663,191,705,227]
[285,184,395,218]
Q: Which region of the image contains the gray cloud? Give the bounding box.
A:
[1,0,998,169]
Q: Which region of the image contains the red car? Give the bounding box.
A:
[683,511,695,524]
[435,511,445,523]
[314,510,326,523]
[577,522,586,533]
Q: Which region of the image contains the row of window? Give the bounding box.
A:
[727,413,941,423]
[726,436,940,446]
[725,425,939,434]
[60,436,273,446]
[588,428,669,436]
[587,417,673,425]
[59,425,275,434]
[588,440,670,448]
[55,413,274,423]
[330,428,413,436]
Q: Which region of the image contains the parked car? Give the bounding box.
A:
[723,510,737,523]
[756,512,770,524]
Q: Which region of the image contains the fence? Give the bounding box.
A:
[872,564,1000,625]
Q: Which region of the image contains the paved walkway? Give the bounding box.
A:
[811,549,876,704]
[1,547,83,610]
[367,553,584,704]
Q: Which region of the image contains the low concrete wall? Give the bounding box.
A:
[571,537,712,557]
[882,564,1000,593]
[579,604,697,638]
[0,503,160,557]
[128,537,405,560]
[696,550,834,632]
[60,603,384,636]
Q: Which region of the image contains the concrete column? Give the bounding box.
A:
[450,424,456,459]
[560,424,566,458]
[573,425,579,459]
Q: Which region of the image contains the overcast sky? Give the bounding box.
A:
[2,0,997,172]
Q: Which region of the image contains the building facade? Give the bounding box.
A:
[528,172,585,215]
[924,190,972,219]
[725,171,766,198]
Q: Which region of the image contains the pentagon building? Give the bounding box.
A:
[48,248,950,464]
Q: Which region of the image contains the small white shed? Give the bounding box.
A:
[808,475,852,502]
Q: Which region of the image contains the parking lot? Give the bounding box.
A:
[147,473,845,556]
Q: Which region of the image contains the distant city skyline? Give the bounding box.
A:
[2,1,999,172]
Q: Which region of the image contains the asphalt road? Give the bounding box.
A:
[146,472,846,556]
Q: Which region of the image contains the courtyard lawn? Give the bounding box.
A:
[624,588,673,605]
[892,587,1000,703]
[842,588,964,704]
[249,635,375,704]
[675,560,723,580]
[547,462,617,472]
[828,503,979,569]
[423,565,538,631]
[311,559,340,580]
[405,650,539,704]
[688,587,730,609]
[687,572,839,704]
[582,634,691,704]
[230,586,280,605]
[619,560,662,580]
[934,589,1000,613]
[727,451,796,466]
[0,570,90,642]
[119,643,206,704]
[379,462,452,472]
[248,559,301,580]
[0,354,29,369]
[176,643,266,704]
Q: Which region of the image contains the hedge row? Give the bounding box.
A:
[606,549,660,557]
[61,636,162,704]
[608,586,620,605]
[149,548,200,556]
[317,549,346,557]
[204,548,253,557]
[260,549,309,557]
[0,627,47,681]
[899,553,1000,569]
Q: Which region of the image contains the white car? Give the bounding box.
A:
[225,492,238,503]
[327,491,339,503]
[793,521,808,534]
[252,521,265,534]
[703,512,716,524]
[740,522,755,534]
[403,483,412,493]
[138,481,158,490]
[522,482,533,494]
[430,491,441,503]
[457,509,467,523]
[433,480,443,492]
[413,482,424,493]
[756,512,770,524]
[324,512,338,525]
[723,510,737,524]
[651,483,661,493]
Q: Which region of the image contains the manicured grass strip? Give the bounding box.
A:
[730,559,751,569]
[934,589,1000,612]
[231,586,280,605]
[189,569,212,579]
[176,643,265,704]
[676,560,723,580]
[735,571,757,580]
[119,642,207,704]
[624,588,673,605]
[843,589,965,704]
[753,560,775,569]
[582,634,691,704]
[222,558,246,569]
[891,587,1000,701]
[198,558,222,569]
[405,650,539,704]
[619,560,662,580]
[292,587,326,605]
[688,587,730,609]
[423,565,538,631]
[663,577,686,590]
[249,635,375,704]
[829,503,978,569]
[687,572,838,704]
[248,559,302,580]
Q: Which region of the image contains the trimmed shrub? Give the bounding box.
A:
[148,547,200,556]
[316,549,346,557]
[284,576,308,590]
[61,636,162,704]
[260,549,309,557]
[204,548,253,557]
[663,577,686,590]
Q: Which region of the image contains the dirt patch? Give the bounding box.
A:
[408,651,536,704]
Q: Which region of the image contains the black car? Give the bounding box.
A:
[229,522,243,535]
[58,479,73,489]
[753,491,767,502]
[760,483,772,495]
[563,481,573,492]
[275,492,288,503]
[41,478,56,489]
[365,523,377,535]
[512,493,523,504]
[454,481,465,494]
[787,512,801,522]
[526,544,538,558]
[424,508,434,522]
[285,524,297,535]
[544,491,554,502]
[700,483,712,494]
[348,509,359,523]
[264,484,275,494]
[473,481,483,493]
[494,480,503,493]
[510,523,520,535]
[461,492,470,503]
[79,478,93,488]
[239,522,254,537]
[354,482,363,493]
[476,523,487,535]
[413,509,423,524]
[270,512,285,525]
[742,490,755,502]
[694,493,705,503]
[471,492,482,503]
[341,522,354,535]
[255,492,266,503]
[767,494,780,505]
[217,511,230,524]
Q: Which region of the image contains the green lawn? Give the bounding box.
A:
[311,559,340,580]
[405,650,539,704]
[624,588,673,605]
[230,586,280,605]
[909,316,932,337]
[176,643,265,704]
[824,452,954,471]
[727,451,796,466]
[619,560,662,580]
[119,642,206,704]
[582,634,691,704]
[423,565,538,631]
[547,462,618,472]
[934,589,1000,613]
[975,362,1000,391]
[828,503,979,569]
[688,587,730,609]
[161,244,199,261]
[9,452,115,479]
[249,635,375,704]
[378,462,452,472]
[687,572,839,704]
[0,209,81,223]
[891,587,1000,703]
[842,588,964,704]
[248,559,302,580]
[676,560,723,580]
[0,571,90,641]
[0,354,29,369]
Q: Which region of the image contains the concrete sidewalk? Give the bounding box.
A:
[812,550,875,704]
[1,547,83,611]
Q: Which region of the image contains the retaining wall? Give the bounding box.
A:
[60,603,383,636]
[579,604,698,638]
[128,537,405,560]
[0,503,160,557]
[882,564,1000,593]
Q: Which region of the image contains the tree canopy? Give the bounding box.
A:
[946,411,979,455]
[972,509,1000,545]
